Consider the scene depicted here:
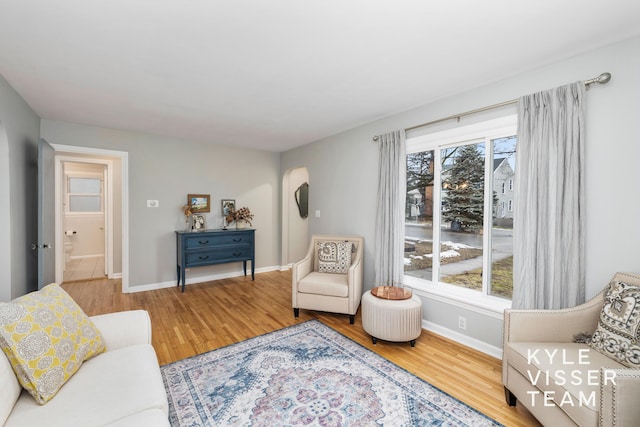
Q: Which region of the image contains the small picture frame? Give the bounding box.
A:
[191,214,207,231]
[188,194,210,213]
[221,199,236,216]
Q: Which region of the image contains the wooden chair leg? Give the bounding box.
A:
[504,387,517,406]
[293,308,299,318]
[349,314,355,324]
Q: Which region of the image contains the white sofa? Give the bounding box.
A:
[1,310,169,427]
[503,272,640,426]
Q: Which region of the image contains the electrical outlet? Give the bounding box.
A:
[458,316,467,330]
[147,200,159,208]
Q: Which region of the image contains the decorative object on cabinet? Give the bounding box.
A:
[224,206,254,228]
[181,204,193,231]
[221,199,235,216]
[187,194,210,213]
[175,229,255,292]
[294,182,309,218]
[191,214,206,231]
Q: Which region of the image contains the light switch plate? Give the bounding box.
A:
[315,210,321,218]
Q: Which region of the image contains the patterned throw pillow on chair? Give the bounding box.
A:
[589,280,640,368]
[316,240,353,274]
[0,283,105,404]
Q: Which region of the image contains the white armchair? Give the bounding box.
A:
[292,235,364,324]
[503,272,640,427]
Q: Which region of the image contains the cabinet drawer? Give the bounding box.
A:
[186,247,252,265]
[184,232,253,249]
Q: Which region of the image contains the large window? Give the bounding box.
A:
[404,116,516,306]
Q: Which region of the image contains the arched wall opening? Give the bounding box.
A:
[281,167,309,268]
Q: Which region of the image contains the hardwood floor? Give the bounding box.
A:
[62,270,540,426]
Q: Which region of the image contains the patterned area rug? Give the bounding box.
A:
[161,320,502,426]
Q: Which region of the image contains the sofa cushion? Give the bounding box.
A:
[5,344,168,427]
[104,408,170,426]
[589,280,640,368]
[0,351,22,425]
[298,272,349,297]
[0,284,105,404]
[316,240,353,274]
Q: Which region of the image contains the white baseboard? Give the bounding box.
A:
[422,320,503,359]
[124,265,281,293]
[70,254,105,260]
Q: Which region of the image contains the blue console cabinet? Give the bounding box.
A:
[176,228,255,292]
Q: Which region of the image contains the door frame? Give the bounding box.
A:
[56,156,112,281]
[51,144,130,292]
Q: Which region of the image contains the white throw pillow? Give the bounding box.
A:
[589,280,640,368]
[316,240,353,274]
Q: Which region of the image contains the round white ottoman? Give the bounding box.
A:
[361,290,423,347]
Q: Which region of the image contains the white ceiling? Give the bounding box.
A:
[1,1,639,152]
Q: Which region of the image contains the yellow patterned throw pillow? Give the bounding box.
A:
[0,283,105,404]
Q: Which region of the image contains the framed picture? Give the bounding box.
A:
[221,199,236,216]
[191,214,207,231]
[188,194,210,213]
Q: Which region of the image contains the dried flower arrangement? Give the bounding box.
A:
[225,206,254,226]
[182,204,193,217]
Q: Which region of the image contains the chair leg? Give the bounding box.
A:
[410,339,416,347]
[372,337,377,345]
[293,308,299,318]
[349,314,355,324]
[504,387,517,406]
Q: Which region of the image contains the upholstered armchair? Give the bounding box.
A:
[503,272,640,427]
[292,235,364,324]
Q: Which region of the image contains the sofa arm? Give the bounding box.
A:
[504,292,604,343]
[600,368,640,426]
[90,310,152,351]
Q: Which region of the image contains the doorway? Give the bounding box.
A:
[60,160,107,282]
[50,144,129,291]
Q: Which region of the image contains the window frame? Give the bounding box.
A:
[404,115,517,314]
[65,172,104,215]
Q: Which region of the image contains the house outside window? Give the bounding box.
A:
[404,115,516,311]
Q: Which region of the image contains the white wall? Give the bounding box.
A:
[281,36,640,351]
[41,120,281,290]
[0,73,41,300]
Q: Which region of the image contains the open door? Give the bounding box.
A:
[37,138,55,288]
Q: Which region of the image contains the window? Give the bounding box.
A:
[66,176,103,213]
[404,115,516,308]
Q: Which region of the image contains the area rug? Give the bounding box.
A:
[161,320,502,426]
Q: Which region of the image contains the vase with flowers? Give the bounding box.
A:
[182,204,193,231]
[225,206,254,229]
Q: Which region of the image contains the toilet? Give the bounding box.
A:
[64,231,75,263]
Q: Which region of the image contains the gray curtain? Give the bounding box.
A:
[373,130,406,286]
[513,82,586,309]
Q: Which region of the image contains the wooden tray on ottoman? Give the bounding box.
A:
[371,286,412,300]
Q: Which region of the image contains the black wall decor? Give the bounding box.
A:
[295,182,309,218]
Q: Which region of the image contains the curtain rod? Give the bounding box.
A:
[373,72,611,141]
